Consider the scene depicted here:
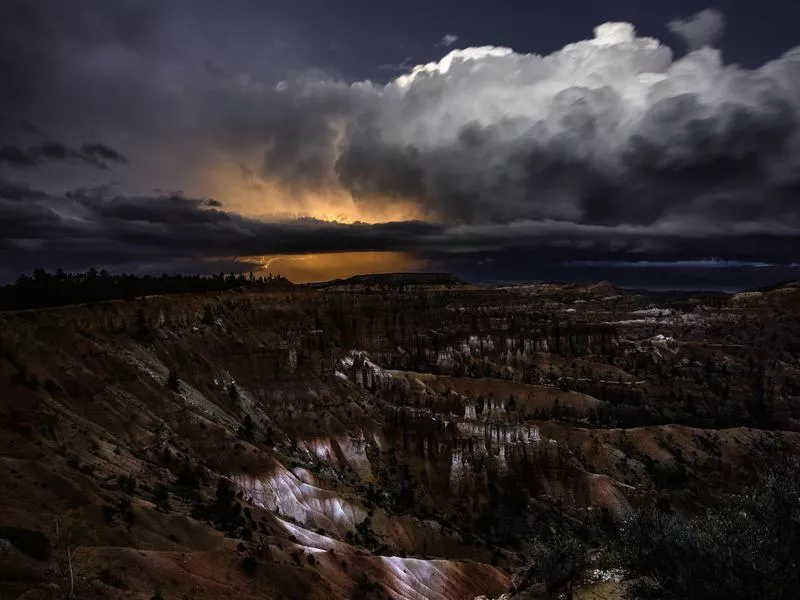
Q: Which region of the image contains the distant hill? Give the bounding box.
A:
[246,275,298,293]
[311,272,468,291]
[745,279,800,293]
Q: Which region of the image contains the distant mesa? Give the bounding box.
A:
[745,279,800,294]
[497,279,619,296]
[564,280,618,295]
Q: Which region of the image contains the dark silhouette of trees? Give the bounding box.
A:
[228,383,240,406]
[241,555,258,575]
[238,415,255,441]
[153,484,171,513]
[516,534,591,600]
[166,368,180,392]
[0,268,287,311]
[134,308,150,339]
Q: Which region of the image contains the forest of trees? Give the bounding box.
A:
[0,268,285,311]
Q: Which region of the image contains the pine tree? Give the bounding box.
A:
[167,367,180,392]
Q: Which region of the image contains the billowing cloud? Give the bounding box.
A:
[321,22,800,236]
[668,9,725,51]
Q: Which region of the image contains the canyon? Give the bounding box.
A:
[1,275,799,599]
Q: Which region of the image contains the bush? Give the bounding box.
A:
[241,555,258,575]
[153,484,171,512]
[102,504,116,524]
[176,461,202,495]
[0,526,51,560]
[10,366,40,390]
[513,532,589,597]
[98,567,128,589]
[167,367,180,392]
[351,573,379,600]
[228,383,239,405]
[119,473,137,495]
[238,415,255,442]
[346,517,379,549]
[617,464,800,600]
[135,308,150,339]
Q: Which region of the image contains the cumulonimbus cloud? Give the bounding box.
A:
[267,20,800,236]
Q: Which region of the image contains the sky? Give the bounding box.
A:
[2,1,800,288]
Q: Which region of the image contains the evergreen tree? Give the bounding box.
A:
[167,368,180,392]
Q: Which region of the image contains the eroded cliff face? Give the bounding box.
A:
[1,279,799,598]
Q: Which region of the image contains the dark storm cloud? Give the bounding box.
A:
[0,141,128,169]
[1,2,800,273]
[0,186,441,278]
[0,178,48,201]
[1,185,798,280]
[81,143,128,166]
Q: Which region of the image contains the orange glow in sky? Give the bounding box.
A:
[249,251,425,283]
[199,151,431,224]
[198,151,431,281]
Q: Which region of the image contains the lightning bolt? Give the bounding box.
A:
[256,255,312,273]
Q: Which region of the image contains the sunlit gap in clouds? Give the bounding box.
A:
[199,150,432,225]
[245,251,425,283]
[207,158,433,282]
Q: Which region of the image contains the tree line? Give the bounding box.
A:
[0,268,284,311]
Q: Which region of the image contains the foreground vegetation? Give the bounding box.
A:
[519,462,800,599]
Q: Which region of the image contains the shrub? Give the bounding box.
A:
[238,415,255,442]
[618,464,800,600]
[241,555,258,575]
[351,573,378,600]
[98,567,128,589]
[102,504,116,525]
[119,474,137,495]
[0,526,51,560]
[228,383,239,405]
[135,309,150,339]
[512,532,589,597]
[167,367,180,392]
[153,484,171,512]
